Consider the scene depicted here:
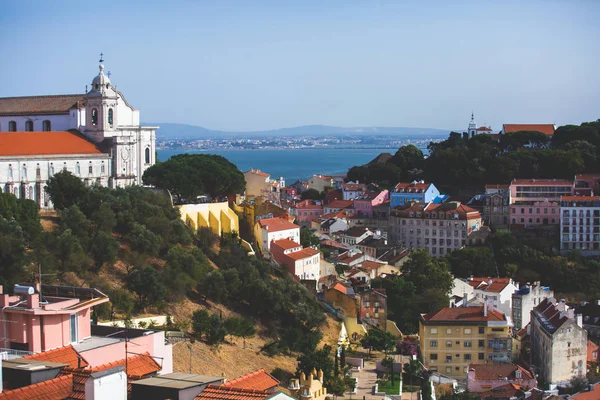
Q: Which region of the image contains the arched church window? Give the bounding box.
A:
[50,163,54,176]
[108,109,113,126]
[145,148,150,164]
[76,162,81,175]
[25,120,33,131]
[8,165,13,179]
[92,109,98,126]
[22,165,27,180]
[8,121,16,131]
[42,120,51,131]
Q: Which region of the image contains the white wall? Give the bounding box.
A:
[264,228,300,252]
[0,113,74,132]
[86,369,127,400]
[295,253,320,280]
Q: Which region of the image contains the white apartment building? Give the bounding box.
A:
[253,217,300,253]
[390,201,483,257]
[560,196,600,256]
[512,281,554,331]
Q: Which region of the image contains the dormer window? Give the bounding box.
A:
[91,108,98,125]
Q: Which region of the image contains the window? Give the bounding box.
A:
[430,354,438,361]
[70,313,78,343]
[42,120,51,131]
[478,353,485,360]
[446,328,452,334]
[22,165,27,180]
[478,327,484,334]
[101,162,105,173]
[50,163,54,176]
[430,340,438,347]
[8,165,13,179]
[464,354,471,361]
[89,164,93,174]
[464,328,472,334]
[145,147,151,164]
[8,120,16,131]
[430,328,438,334]
[464,341,472,347]
[25,120,33,131]
[91,108,98,125]
[446,341,452,347]
[76,162,81,175]
[108,108,113,125]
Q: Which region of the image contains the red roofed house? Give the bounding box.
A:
[290,199,324,226]
[570,381,600,400]
[466,277,519,325]
[270,239,321,284]
[467,363,537,393]
[323,199,353,215]
[419,305,511,380]
[254,217,300,253]
[0,61,157,208]
[530,297,587,387]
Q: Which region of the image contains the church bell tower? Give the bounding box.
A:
[84,53,119,143]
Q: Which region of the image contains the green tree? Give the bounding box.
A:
[445,247,497,278]
[420,372,433,400]
[403,359,421,386]
[301,189,321,200]
[402,250,453,313]
[300,226,320,248]
[224,316,256,348]
[360,329,396,356]
[382,356,395,384]
[127,267,167,306]
[45,170,88,210]
[0,217,27,286]
[192,309,211,339]
[142,154,245,201]
[90,231,119,271]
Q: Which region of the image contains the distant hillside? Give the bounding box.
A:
[144,122,450,140]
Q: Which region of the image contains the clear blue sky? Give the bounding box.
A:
[1,1,598,132]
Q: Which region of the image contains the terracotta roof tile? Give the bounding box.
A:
[342,183,366,192]
[271,239,302,250]
[571,382,600,399]
[245,169,270,177]
[196,385,271,400]
[510,178,572,186]
[0,374,73,400]
[22,345,88,370]
[394,182,431,193]
[90,352,161,378]
[477,383,525,399]
[222,369,280,391]
[468,363,533,381]
[326,200,353,209]
[257,217,300,232]
[562,196,600,202]
[503,124,555,136]
[0,94,84,116]
[422,306,506,323]
[294,200,323,209]
[468,277,512,293]
[356,260,387,271]
[0,131,105,156]
[284,248,320,261]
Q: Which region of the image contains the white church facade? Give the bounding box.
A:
[0,57,157,209]
[467,113,493,137]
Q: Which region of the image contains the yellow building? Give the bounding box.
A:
[179,202,239,237]
[288,369,327,400]
[243,169,271,199]
[419,305,512,380]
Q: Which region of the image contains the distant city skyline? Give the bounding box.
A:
[1,1,599,132]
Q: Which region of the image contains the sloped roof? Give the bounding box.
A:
[0,373,73,400]
[356,260,387,271]
[571,382,600,400]
[394,182,431,193]
[476,126,493,131]
[332,282,355,297]
[294,200,323,209]
[0,131,105,157]
[477,383,525,399]
[468,363,533,381]
[0,94,85,116]
[468,277,512,293]
[257,217,300,232]
[341,226,371,238]
[485,184,509,190]
[271,239,301,250]
[335,251,363,264]
[222,369,280,391]
[196,385,271,400]
[422,306,506,323]
[532,298,570,334]
[284,248,320,261]
[326,200,353,209]
[342,183,366,192]
[503,124,555,136]
[23,344,89,369]
[245,169,270,177]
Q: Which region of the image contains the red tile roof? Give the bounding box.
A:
[326,200,353,209]
[257,217,300,232]
[356,260,387,271]
[336,251,363,264]
[284,247,320,261]
[477,383,525,399]
[294,200,323,209]
[0,131,105,156]
[468,277,512,293]
[503,124,555,136]
[0,373,73,400]
[532,298,569,334]
[23,345,89,369]
[422,306,507,323]
[245,169,270,177]
[0,94,84,116]
[196,385,271,400]
[319,239,348,249]
[394,182,431,193]
[562,196,600,202]
[468,363,534,381]
[342,183,366,192]
[476,126,493,132]
[222,369,280,391]
[271,239,301,250]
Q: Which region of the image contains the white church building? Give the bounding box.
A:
[467,113,493,137]
[0,56,157,208]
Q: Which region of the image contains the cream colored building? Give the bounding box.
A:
[308,174,334,193]
[179,202,239,236]
[244,169,271,199]
[288,370,327,400]
[419,305,512,380]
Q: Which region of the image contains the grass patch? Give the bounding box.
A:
[404,385,420,392]
[376,375,401,395]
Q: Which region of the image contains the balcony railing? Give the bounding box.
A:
[0,348,34,360]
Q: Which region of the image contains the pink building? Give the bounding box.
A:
[0,284,109,354]
[510,200,560,228]
[353,190,389,218]
[291,199,323,226]
[509,178,573,204]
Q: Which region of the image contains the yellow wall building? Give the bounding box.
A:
[179,202,239,237]
[419,305,512,380]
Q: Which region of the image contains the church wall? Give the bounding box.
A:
[0,114,73,132]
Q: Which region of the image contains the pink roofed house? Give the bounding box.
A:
[353,190,389,218]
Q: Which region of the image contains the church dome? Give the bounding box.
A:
[92,64,111,90]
